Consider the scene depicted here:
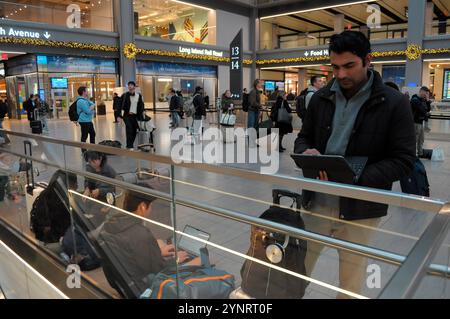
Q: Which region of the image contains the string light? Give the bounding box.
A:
[0,37,118,52]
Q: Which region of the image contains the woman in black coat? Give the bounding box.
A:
[270,92,293,152]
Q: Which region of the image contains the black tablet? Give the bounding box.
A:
[291,153,357,183]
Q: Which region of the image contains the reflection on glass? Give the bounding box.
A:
[134,0,216,45]
[0,0,114,32]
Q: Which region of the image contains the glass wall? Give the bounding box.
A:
[0,0,114,32]
[136,61,217,109]
[259,0,409,50]
[134,0,216,45]
[3,55,118,119]
[381,64,406,90]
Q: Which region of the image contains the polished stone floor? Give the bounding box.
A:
[0,112,449,299]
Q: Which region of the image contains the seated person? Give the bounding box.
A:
[99,187,199,295]
[83,151,116,202]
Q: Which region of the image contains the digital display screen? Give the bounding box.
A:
[181,79,195,92]
[443,69,450,100]
[51,78,68,89]
[276,81,285,91]
[265,81,275,91]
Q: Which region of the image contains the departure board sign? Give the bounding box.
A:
[230,29,243,100]
[444,69,450,100]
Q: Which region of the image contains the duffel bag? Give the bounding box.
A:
[141,248,235,299]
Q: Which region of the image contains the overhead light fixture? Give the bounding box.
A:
[261,0,376,20]
[158,78,173,82]
[261,64,326,70]
[423,58,450,62]
[370,60,406,64]
[170,0,213,11]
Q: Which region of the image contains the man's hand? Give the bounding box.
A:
[91,189,100,199]
[302,149,328,180]
[160,244,175,257]
[176,251,190,264]
[302,148,321,155]
[318,171,329,181]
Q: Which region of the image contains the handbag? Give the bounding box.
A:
[257,119,273,138]
[277,103,292,124]
[220,112,236,126]
[431,147,444,162]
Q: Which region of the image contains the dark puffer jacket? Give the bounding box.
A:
[294,70,416,220]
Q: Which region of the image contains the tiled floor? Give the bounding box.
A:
[0,112,449,299]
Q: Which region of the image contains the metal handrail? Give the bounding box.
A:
[3,145,450,280]
[1,129,445,213]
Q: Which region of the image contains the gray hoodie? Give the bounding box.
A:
[99,212,166,293]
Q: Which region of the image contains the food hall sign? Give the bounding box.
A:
[178,46,224,58]
[303,49,329,57]
[0,26,51,39]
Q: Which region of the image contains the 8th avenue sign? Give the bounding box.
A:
[0,26,52,39]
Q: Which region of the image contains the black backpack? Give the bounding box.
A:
[242,93,250,112]
[68,100,79,122]
[240,206,308,299]
[30,171,76,243]
[295,88,313,120]
[400,158,430,197]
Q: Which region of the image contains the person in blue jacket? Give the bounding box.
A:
[76,86,96,151]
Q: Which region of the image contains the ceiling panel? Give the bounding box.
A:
[433,0,450,16]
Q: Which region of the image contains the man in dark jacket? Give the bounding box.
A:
[121,81,145,150]
[23,94,37,122]
[410,86,430,156]
[192,87,205,142]
[247,79,263,129]
[112,93,122,123]
[294,31,415,298]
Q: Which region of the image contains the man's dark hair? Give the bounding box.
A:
[420,86,430,92]
[329,31,371,65]
[195,86,203,93]
[83,150,107,167]
[77,86,87,96]
[123,185,158,213]
[128,81,136,87]
[310,76,321,86]
[253,79,260,88]
[384,81,400,91]
[30,94,34,99]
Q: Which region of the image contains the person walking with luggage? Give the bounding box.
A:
[113,93,122,123]
[23,94,37,125]
[410,86,430,157]
[121,81,145,150]
[36,96,51,134]
[294,31,415,298]
[270,92,293,152]
[192,86,205,141]
[76,86,96,152]
[176,91,185,120]
[168,88,180,128]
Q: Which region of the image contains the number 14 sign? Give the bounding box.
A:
[230,29,243,100]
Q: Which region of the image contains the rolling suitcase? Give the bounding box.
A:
[240,189,308,299]
[137,121,155,152]
[30,109,42,134]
